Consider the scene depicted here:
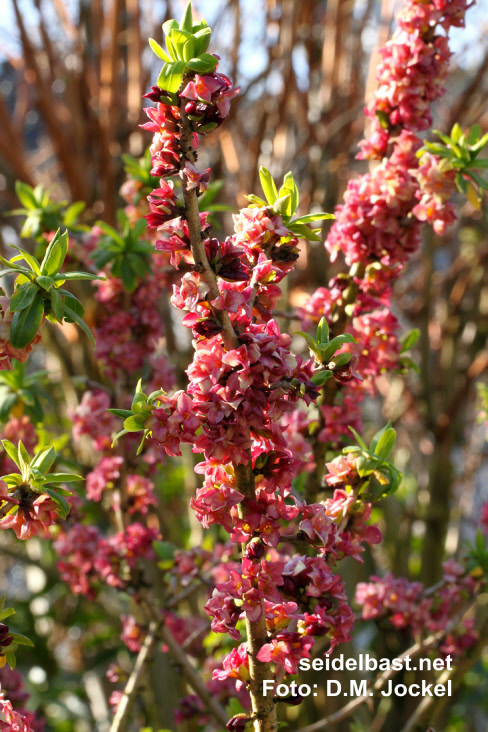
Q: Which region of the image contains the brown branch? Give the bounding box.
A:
[179,103,278,732]
[160,623,229,727]
[298,600,478,732]
[109,620,160,732]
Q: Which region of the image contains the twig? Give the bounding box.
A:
[109,620,160,732]
[298,600,477,732]
[160,623,229,727]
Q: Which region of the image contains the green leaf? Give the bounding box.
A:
[374,428,396,461]
[451,122,463,143]
[465,170,488,191]
[107,409,134,418]
[45,473,82,483]
[0,267,31,279]
[456,172,468,194]
[170,28,193,51]
[288,222,322,241]
[179,1,193,32]
[157,60,186,93]
[132,218,148,240]
[183,37,197,62]
[120,258,138,292]
[370,421,393,454]
[0,608,15,622]
[271,194,291,217]
[162,19,179,37]
[165,36,178,62]
[10,633,34,648]
[111,429,128,446]
[467,124,481,145]
[45,488,70,519]
[327,351,352,368]
[311,370,333,386]
[244,194,267,206]
[18,440,30,474]
[9,245,41,276]
[193,27,211,55]
[10,291,44,349]
[470,159,488,169]
[400,328,420,353]
[5,651,16,669]
[1,473,22,487]
[63,201,86,226]
[50,288,64,322]
[123,415,147,432]
[15,181,37,210]
[154,541,177,561]
[9,283,40,312]
[1,440,20,468]
[56,271,100,281]
[470,132,488,154]
[259,167,278,205]
[149,38,172,62]
[295,331,319,354]
[40,229,69,277]
[37,275,55,290]
[348,426,368,451]
[316,317,329,345]
[31,445,56,472]
[136,430,150,455]
[292,212,335,224]
[282,172,298,214]
[185,54,218,74]
[62,303,95,346]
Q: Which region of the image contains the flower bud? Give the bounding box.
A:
[244,537,266,561]
[226,714,250,731]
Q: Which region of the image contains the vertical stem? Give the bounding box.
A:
[179,106,278,732]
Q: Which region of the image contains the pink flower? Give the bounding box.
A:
[257,632,314,674]
[181,162,211,193]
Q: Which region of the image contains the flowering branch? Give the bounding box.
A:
[299,598,479,732]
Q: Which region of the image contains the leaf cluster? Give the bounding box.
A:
[1,441,82,521]
[108,380,166,454]
[92,212,153,292]
[9,181,88,239]
[149,2,217,98]
[344,422,402,499]
[418,123,488,208]
[296,317,356,386]
[245,167,334,241]
[0,229,99,348]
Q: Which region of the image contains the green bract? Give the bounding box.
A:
[149,2,217,97]
[92,211,153,293]
[0,229,100,349]
[418,123,488,208]
[109,379,166,455]
[295,316,356,385]
[245,167,335,241]
[344,422,402,499]
[0,440,82,521]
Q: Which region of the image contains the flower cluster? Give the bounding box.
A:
[0,666,44,732]
[355,559,479,655]
[55,522,159,597]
